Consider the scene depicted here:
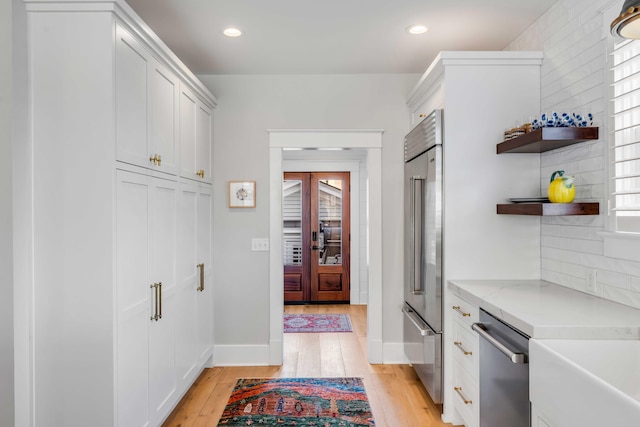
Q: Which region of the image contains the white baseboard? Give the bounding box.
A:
[382,342,409,364]
[213,344,270,366]
[367,338,383,364]
[269,338,283,365]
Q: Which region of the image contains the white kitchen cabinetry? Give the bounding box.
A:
[450,293,480,427]
[176,181,213,390]
[115,23,180,175]
[180,86,213,183]
[406,51,543,424]
[21,1,216,425]
[116,170,179,427]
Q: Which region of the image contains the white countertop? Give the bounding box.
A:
[448,279,640,339]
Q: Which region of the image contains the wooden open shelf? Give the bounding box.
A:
[497,127,599,154]
[496,202,599,216]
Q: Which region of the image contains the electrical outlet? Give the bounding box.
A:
[586,269,598,293]
[251,238,269,251]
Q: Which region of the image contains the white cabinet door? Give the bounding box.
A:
[175,181,199,389]
[150,62,180,175]
[196,185,213,363]
[116,23,179,175]
[115,24,150,171]
[148,177,178,425]
[175,181,213,386]
[179,85,212,183]
[179,87,197,181]
[116,170,151,427]
[195,102,212,183]
[117,170,179,427]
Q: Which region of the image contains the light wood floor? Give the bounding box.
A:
[162,304,453,427]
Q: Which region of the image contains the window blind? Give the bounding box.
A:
[611,38,640,233]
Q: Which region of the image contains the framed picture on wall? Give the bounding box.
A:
[228,181,256,208]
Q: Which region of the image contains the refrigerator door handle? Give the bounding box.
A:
[409,176,425,295]
[402,305,435,336]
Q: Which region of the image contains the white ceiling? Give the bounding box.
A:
[125,0,557,75]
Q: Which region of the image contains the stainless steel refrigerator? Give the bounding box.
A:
[402,109,443,406]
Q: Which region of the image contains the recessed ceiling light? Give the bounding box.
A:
[223,27,243,37]
[406,25,428,35]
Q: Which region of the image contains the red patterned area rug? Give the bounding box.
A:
[283,314,353,333]
[217,377,375,426]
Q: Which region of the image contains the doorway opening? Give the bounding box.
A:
[283,172,351,304]
[268,130,383,365]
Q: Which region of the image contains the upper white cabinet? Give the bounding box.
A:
[180,86,213,183]
[21,1,217,425]
[115,23,180,175]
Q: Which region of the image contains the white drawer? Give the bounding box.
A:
[452,359,479,427]
[452,319,479,380]
[449,293,479,327]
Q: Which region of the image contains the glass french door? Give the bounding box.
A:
[283,172,350,303]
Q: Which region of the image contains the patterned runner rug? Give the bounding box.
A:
[217,377,375,426]
[283,313,352,333]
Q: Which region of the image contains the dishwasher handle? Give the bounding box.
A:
[472,322,528,364]
[402,306,435,336]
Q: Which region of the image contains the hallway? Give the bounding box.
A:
[162,304,450,426]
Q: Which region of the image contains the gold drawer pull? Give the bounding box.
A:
[454,341,473,356]
[452,305,471,317]
[419,113,426,118]
[454,387,472,405]
[196,170,205,178]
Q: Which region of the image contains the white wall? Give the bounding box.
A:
[1,0,14,425]
[507,0,640,309]
[198,74,418,356]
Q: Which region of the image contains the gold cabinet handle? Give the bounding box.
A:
[454,387,472,405]
[454,341,473,356]
[452,305,471,317]
[197,263,204,291]
[149,154,162,166]
[150,283,159,321]
[419,113,426,118]
[196,170,205,178]
[158,282,162,319]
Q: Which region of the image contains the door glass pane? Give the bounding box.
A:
[283,180,302,266]
[318,179,342,265]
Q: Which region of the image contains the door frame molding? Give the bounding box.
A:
[268,129,384,365]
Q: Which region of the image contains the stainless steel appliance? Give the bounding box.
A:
[473,309,530,427]
[402,109,443,405]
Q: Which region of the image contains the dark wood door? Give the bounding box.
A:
[283,172,350,303]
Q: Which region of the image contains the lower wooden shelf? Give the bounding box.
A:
[497,202,599,216]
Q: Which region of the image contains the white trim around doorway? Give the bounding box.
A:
[268,130,383,365]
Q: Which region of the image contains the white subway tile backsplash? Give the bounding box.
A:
[598,270,631,290]
[602,286,640,310]
[507,0,640,309]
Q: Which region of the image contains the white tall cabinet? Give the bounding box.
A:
[20,1,216,425]
[405,52,543,425]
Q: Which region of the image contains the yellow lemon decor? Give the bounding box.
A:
[548,170,576,203]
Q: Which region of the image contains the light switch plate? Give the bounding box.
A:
[251,238,269,251]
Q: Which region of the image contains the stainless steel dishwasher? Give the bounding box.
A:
[472,309,530,427]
